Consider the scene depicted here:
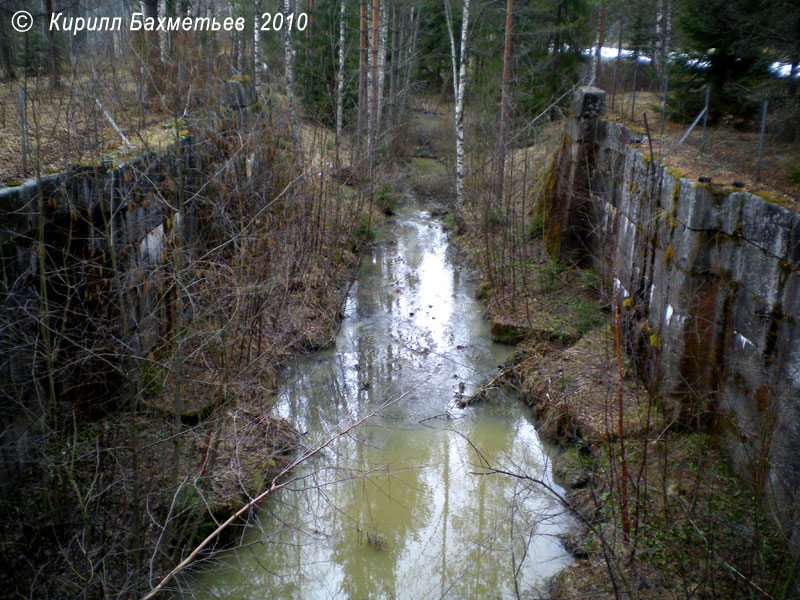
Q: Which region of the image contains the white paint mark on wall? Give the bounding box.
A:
[734,331,756,352]
[140,224,165,262]
[139,212,181,264]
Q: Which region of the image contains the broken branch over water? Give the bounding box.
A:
[141,393,406,599]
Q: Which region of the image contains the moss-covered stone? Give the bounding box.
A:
[474,282,493,302]
[490,319,529,345]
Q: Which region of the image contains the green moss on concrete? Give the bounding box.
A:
[778,260,794,288]
[540,164,565,258]
[667,167,684,179]
[757,191,790,207]
[649,332,661,348]
[665,243,674,268]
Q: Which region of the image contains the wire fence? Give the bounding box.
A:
[594,56,800,198]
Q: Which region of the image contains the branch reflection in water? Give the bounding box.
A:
[185,199,573,599]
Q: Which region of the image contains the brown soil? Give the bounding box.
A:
[514,328,656,444]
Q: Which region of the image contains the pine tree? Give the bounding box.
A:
[674,0,770,123]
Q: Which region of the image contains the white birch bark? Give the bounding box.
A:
[356,0,367,165]
[254,0,261,95]
[284,0,304,170]
[399,7,419,121]
[158,0,167,59]
[367,0,377,165]
[388,5,399,131]
[443,0,458,101]
[443,0,470,207]
[656,0,671,74]
[336,0,347,140]
[237,4,244,74]
[376,1,388,135]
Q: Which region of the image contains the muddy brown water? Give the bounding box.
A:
[185,198,573,599]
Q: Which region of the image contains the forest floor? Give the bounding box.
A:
[0,68,180,186]
[414,102,800,597]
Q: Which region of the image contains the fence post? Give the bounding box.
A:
[630,57,639,121]
[658,75,669,161]
[18,87,27,175]
[611,18,623,109]
[140,66,146,129]
[755,99,768,182]
[700,86,710,149]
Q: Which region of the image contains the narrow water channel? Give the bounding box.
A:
[187,198,573,599]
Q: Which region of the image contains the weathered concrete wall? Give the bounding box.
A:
[542,87,800,551]
[0,81,259,486]
[0,138,202,483]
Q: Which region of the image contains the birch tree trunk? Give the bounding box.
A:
[443,0,471,208]
[238,3,246,74]
[284,0,304,170]
[159,0,168,59]
[368,0,379,169]
[399,7,419,122]
[230,1,239,75]
[356,0,367,164]
[495,0,513,202]
[388,5,399,133]
[376,1,388,135]
[254,0,261,95]
[336,0,347,141]
[656,0,671,76]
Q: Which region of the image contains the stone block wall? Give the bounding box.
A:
[542,87,800,551]
[0,82,258,487]
[0,138,201,483]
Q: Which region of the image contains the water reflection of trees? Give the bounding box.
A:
[330,424,435,598]
[187,211,571,599]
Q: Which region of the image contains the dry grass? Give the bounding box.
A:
[609,91,800,210]
[516,327,655,444]
[439,93,800,598]
[0,406,302,598]
[0,66,177,185]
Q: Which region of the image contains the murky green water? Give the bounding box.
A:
[185,200,572,599]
